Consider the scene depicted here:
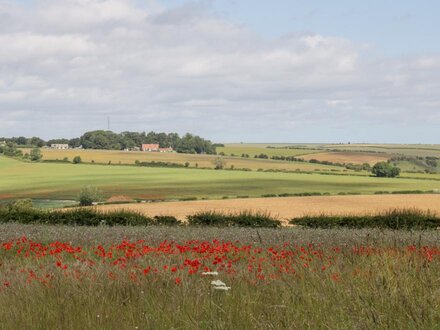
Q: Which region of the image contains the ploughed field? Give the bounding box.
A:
[1,156,440,201]
[96,194,440,222]
[0,224,439,328]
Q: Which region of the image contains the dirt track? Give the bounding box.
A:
[96,194,440,221]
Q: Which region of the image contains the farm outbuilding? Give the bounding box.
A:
[141,144,160,152]
[141,144,173,152]
[51,144,69,150]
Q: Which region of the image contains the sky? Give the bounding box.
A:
[1,0,439,143]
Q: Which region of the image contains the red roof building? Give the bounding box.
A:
[141,144,159,152]
[141,144,174,152]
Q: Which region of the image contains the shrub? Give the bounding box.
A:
[187,211,281,228]
[391,190,425,194]
[213,157,226,170]
[29,148,42,161]
[137,161,184,168]
[278,193,294,197]
[291,209,440,230]
[6,199,34,212]
[153,215,181,226]
[372,162,401,177]
[179,197,198,201]
[77,186,104,206]
[72,156,82,164]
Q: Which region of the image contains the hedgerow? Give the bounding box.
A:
[0,207,154,226]
[291,209,440,230]
[187,211,281,228]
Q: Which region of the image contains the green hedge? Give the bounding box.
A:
[291,209,440,230]
[187,211,281,228]
[0,208,149,226]
[2,205,439,229]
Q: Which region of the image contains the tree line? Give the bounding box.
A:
[1,130,217,154]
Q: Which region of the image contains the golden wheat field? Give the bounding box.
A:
[95,194,440,222]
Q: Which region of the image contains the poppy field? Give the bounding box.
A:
[1,224,439,329]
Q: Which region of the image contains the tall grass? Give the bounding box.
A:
[0,225,439,329]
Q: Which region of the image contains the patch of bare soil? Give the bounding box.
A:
[106,195,135,203]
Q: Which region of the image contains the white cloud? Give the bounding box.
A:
[0,0,439,142]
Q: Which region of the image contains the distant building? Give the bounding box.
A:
[141,144,173,152]
[51,144,69,150]
[124,147,140,152]
[141,144,160,152]
[0,141,6,146]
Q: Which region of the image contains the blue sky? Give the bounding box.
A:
[159,0,440,56]
[16,0,440,56]
[1,0,439,142]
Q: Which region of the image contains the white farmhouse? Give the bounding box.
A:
[51,144,69,150]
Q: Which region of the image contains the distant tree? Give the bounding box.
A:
[77,186,104,206]
[426,158,438,168]
[68,138,81,148]
[2,143,22,157]
[213,157,227,170]
[73,156,82,164]
[1,130,219,154]
[372,162,401,178]
[361,163,371,171]
[47,138,69,147]
[29,137,45,147]
[15,136,27,145]
[176,133,216,154]
[29,148,42,161]
[255,153,269,159]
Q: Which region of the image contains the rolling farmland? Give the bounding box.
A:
[319,144,440,158]
[1,156,440,201]
[300,151,391,165]
[216,145,320,158]
[30,148,346,172]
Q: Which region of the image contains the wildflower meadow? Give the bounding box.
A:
[1,224,439,329]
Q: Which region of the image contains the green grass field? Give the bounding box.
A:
[217,144,320,158]
[1,156,440,201]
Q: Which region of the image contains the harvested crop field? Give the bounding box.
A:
[301,151,390,165]
[96,194,440,222]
